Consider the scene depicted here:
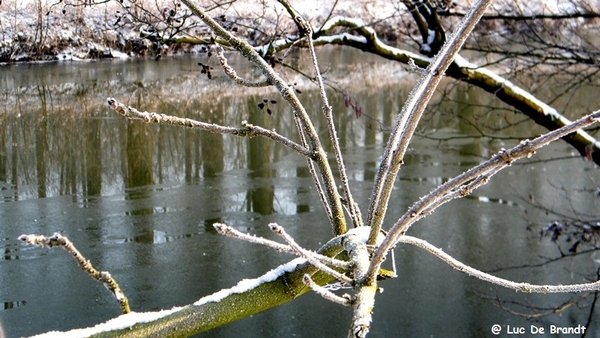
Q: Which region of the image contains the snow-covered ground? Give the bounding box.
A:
[0,0,595,63]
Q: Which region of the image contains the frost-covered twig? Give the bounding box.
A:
[278,0,363,228]
[365,0,494,247]
[269,223,352,284]
[213,222,293,253]
[298,14,363,228]
[106,97,313,158]
[367,109,600,282]
[399,235,600,293]
[302,274,351,306]
[214,222,349,271]
[18,233,130,314]
[215,45,271,87]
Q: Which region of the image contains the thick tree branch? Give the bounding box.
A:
[345,232,377,338]
[45,234,350,337]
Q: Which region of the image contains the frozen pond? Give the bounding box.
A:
[0,47,599,337]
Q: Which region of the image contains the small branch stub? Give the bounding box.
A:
[19,233,131,314]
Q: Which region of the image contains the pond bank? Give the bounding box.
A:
[1,0,596,64]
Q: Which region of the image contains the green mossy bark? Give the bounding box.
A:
[91,245,344,337]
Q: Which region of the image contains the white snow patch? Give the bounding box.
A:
[194,257,307,306]
[30,307,183,338]
[111,50,130,59]
[31,248,361,337]
[454,55,557,117]
[315,33,368,45]
[454,54,600,148]
[346,227,385,246]
[254,36,298,55]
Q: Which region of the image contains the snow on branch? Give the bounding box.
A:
[18,233,130,314]
[194,257,308,306]
[257,10,600,166]
[399,235,600,293]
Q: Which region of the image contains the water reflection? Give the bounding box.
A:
[0,49,598,337]
[0,300,26,312]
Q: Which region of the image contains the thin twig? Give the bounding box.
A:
[214,222,350,271]
[292,113,333,221]
[367,109,600,281]
[269,223,353,284]
[398,235,600,293]
[302,274,351,306]
[18,233,131,314]
[106,98,313,158]
[299,15,363,228]
[215,45,271,87]
[277,0,362,228]
[213,222,293,253]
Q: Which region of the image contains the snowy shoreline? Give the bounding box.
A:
[0,0,400,63]
[0,0,596,64]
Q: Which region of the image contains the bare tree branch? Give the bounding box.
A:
[399,235,600,293]
[19,233,131,314]
[106,97,313,158]
[367,109,600,282]
[281,5,364,228]
[365,0,494,249]
[215,45,272,87]
[302,274,351,306]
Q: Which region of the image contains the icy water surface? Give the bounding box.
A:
[0,48,599,337]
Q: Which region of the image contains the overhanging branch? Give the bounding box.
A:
[277,16,600,166]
